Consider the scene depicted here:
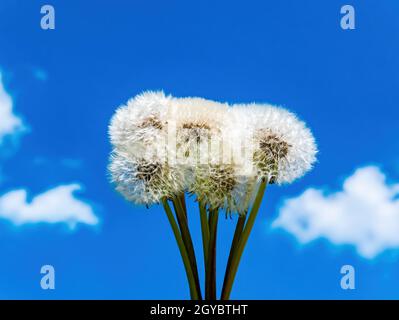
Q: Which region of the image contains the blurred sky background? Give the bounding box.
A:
[0,0,399,299]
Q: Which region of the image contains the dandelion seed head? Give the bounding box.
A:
[230,104,317,184]
[108,150,185,206]
[109,91,170,161]
[191,164,238,211]
[168,97,228,166]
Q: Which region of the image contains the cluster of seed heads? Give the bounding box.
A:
[108,92,317,213]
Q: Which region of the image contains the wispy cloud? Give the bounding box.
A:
[61,158,83,169]
[0,70,99,229]
[273,166,399,259]
[31,67,48,82]
[0,184,99,228]
[0,73,25,143]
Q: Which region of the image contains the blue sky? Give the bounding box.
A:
[0,0,399,299]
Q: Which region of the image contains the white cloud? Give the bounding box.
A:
[0,184,99,228]
[273,166,399,259]
[0,73,25,143]
[0,70,98,229]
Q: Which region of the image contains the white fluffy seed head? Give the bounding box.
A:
[108,150,185,206]
[229,104,317,184]
[167,97,229,167]
[190,164,236,212]
[108,91,187,205]
[109,91,170,162]
[190,164,258,214]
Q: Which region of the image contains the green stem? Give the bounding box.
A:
[220,179,268,300]
[179,193,188,218]
[221,213,246,298]
[162,198,199,300]
[206,208,219,300]
[199,200,210,268]
[172,196,202,300]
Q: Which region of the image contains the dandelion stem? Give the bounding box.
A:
[172,196,202,300]
[199,200,210,268]
[221,213,246,298]
[206,208,219,300]
[179,193,188,218]
[162,198,199,300]
[220,179,268,300]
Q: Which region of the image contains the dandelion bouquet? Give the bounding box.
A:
[108,92,317,300]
